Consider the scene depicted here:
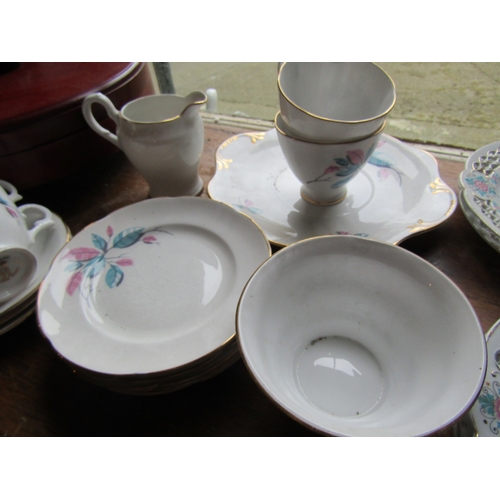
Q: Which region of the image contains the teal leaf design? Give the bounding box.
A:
[479,393,496,416]
[64,224,166,297]
[335,158,349,167]
[337,164,360,177]
[369,152,394,168]
[82,255,103,270]
[113,227,145,249]
[64,261,85,272]
[92,233,108,252]
[105,264,124,288]
[86,255,105,279]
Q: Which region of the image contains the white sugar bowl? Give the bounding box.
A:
[236,236,486,436]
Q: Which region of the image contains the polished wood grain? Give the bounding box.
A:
[0,63,155,189]
[0,123,498,437]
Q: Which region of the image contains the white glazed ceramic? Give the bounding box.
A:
[470,319,500,436]
[82,92,207,197]
[0,181,54,303]
[0,180,22,204]
[37,197,271,382]
[278,62,396,143]
[0,208,70,333]
[276,112,385,205]
[236,235,486,437]
[69,336,241,395]
[209,129,456,247]
[459,141,500,244]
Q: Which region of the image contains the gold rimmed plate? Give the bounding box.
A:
[37,197,271,390]
[209,130,456,247]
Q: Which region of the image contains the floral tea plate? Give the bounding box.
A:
[459,141,500,244]
[208,130,456,247]
[37,197,271,376]
[470,319,500,436]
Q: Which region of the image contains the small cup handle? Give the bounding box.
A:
[0,180,23,203]
[18,204,55,242]
[82,92,120,148]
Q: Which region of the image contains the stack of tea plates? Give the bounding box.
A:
[1,207,70,335]
[459,141,500,253]
[37,197,271,395]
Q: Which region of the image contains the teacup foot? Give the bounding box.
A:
[300,186,347,206]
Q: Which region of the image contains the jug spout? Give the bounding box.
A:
[186,91,208,105]
[182,91,208,114]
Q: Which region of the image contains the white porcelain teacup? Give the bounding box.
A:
[82,92,208,198]
[0,180,54,303]
[275,112,385,205]
[278,62,395,143]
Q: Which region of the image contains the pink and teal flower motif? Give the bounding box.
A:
[368,151,405,186]
[0,197,20,219]
[234,199,262,214]
[307,148,373,189]
[477,374,500,435]
[464,172,500,209]
[61,225,164,297]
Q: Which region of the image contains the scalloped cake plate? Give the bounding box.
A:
[208,130,456,247]
[37,197,271,377]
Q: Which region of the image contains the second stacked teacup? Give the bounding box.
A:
[276,62,396,205]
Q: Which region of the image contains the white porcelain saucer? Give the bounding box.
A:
[470,319,500,436]
[208,130,457,247]
[37,197,271,377]
[0,209,70,331]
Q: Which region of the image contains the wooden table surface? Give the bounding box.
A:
[1,122,499,437]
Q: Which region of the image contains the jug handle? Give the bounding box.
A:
[0,180,22,203]
[82,93,120,148]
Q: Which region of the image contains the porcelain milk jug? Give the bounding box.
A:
[82,91,207,197]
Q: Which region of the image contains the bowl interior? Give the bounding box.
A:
[237,236,486,436]
[278,62,396,122]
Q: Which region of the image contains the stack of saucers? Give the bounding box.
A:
[0,181,70,335]
[459,141,500,253]
[37,197,271,395]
